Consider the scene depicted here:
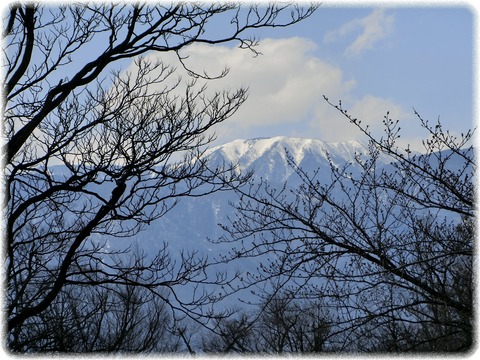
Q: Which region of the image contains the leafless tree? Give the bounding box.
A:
[3,2,317,352]
[255,292,331,353]
[201,292,331,353]
[220,98,474,352]
[13,268,178,353]
[201,310,256,353]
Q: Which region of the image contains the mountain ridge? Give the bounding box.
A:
[203,136,374,183]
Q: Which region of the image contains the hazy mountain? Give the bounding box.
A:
[129,137,375,247]
[39,137,398,306]
[121,136,391,253]
[95,136,470,310]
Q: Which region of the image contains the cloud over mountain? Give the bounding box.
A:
[122,36,410,146]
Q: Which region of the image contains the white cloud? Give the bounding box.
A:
[123,36,409,145]
[324,9,394,57]
[131,37,357,143]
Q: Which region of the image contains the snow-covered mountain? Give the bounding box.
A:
[32,137,394,306]
[42,136,377,256]
[125,136,379,304]
[130,136,378,246]
[121,136,388,271]
[99,135,471,309]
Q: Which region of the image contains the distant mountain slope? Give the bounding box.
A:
[42,136,400,257]
[68,135,469,279]
[20,136,471,309]
[134,137,389,253]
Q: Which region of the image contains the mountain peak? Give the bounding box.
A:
[204,136,370,182]
[207,136,368,159]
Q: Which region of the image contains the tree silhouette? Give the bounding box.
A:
[201,292,331,353]
[3,2,317,352]
[220,98,474,352]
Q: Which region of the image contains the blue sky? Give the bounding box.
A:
[314,6,473,132]
[8,2,472,152]
[157,3,474,150]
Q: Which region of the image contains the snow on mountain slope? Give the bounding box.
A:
[203,136,372,183]
[147,136,383,305]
